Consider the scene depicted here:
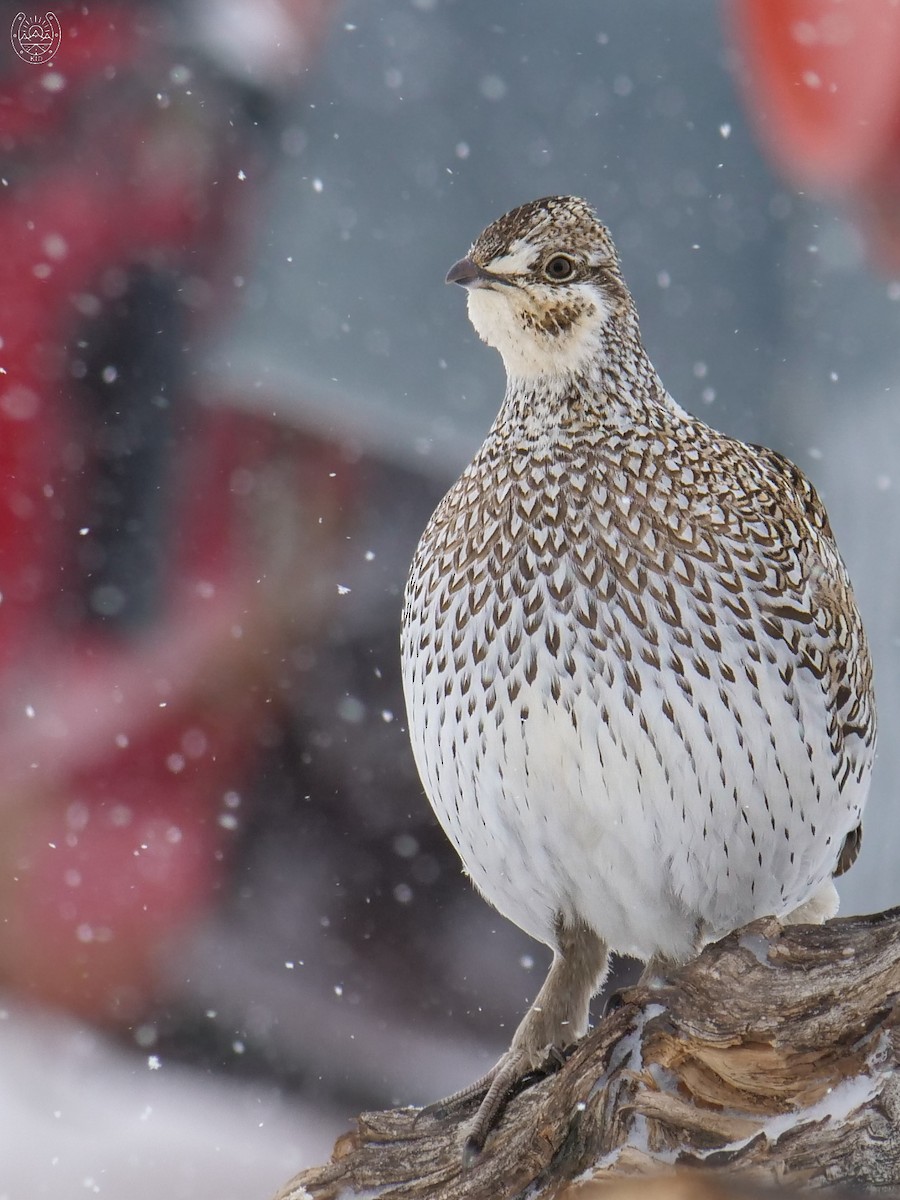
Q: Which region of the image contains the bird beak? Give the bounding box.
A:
[446,257,504,288]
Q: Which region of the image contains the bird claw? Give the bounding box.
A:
[414,1045,568,1161]
[412,1068,495,1126]
[462,1051,528,1162]
[461,1045,569,1164]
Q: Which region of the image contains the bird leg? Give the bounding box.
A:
[637,953,676,989]
[461,917,608,1162]
[783,879,839,924]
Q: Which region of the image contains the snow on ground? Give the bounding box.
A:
[0,998,340,1200]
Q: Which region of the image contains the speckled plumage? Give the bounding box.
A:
[400,196,875,1153]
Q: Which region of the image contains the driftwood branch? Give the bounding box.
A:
[276,909,900,1200]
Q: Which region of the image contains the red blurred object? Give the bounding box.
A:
[0,4,343,1021]
[731,0,900,264]
[0,404,344,1021]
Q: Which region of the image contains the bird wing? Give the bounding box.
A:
[746,441,876,799]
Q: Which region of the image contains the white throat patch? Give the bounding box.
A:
[466,280,615,382]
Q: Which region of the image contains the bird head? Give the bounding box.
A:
[447,196,634,382]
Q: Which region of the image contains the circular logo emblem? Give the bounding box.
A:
[10,12,61,64]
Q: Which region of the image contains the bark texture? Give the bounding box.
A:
[276,909,900,1200]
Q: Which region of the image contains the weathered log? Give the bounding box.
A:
[276,909,900,1200]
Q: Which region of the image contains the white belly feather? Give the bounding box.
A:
[402,552,867,961]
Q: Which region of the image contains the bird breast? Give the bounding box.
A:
[401,421,872,960]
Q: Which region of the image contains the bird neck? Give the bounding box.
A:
[493,321,671,441]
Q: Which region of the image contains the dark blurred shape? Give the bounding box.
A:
[73,265,183,630]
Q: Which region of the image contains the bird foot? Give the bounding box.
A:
[637,956,674,990]
[421,919,608,1163]
[461,1043,568,1165]
[413,1067,498,1124]
[414,1043,566,1146]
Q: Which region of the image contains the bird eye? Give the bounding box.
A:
[542,254,577,282]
